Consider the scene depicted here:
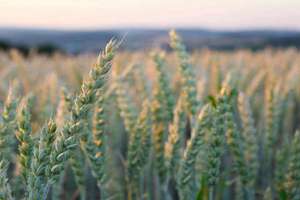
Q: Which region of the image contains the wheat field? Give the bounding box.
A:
[0,31,300,200]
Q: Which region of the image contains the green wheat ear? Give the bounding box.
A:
[178,104,211,200]
[151,80,168,184]
[238,93,259,188]
[28,120,57,200]
[115,79,137,134]
[69,147,86,200]
[126,100,151,199]
[0,160,14,200]
[150,50,177,185]
[169,30,199,118]
[164,95,186,179]
[284,131,300,199]
[152,51,175,122]
[206,105,226,199]
[275,138,290,196]
[48,39,118,189]
[84,92,108,198]
[16,98,33,186]
[0,82,19,162]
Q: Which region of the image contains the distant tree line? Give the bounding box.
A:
[161,35,300,52]
[1,33,300,55]
[0,40,64,56]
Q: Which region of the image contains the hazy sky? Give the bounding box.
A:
[0,0,299,30]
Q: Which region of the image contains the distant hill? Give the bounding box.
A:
[0,27,300,53]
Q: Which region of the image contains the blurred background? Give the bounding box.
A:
[0,0,300,54]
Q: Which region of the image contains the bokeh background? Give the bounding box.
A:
[0,0,300,54]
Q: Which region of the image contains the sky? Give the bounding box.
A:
[0,0,299,30]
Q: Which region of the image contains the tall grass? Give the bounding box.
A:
[0,31,299,200]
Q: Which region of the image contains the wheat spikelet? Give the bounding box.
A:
[219,78,251,198]
[152,52,175,122]
[85,134,107,199]
[264,83,283,153]
[28,120,57,200]
[274,138,290,194]
[55,89,70,128]
[136,101,151,169]
[115,80,137,134]
[48,39,118,188]
[16,98,33,186]
[70,147,86,200]
[49,121,76,184]
[79,41,118,199]
[237,93,259,188]
[0,160,14,200]
[151,82,167,184]
[83,92,107,192]
[0,83,19,161]
[127,100,149,177]
[127,100,151,199]
[206,105,225,199]
[169,30,198,117]
[164,96,185,178]
[71,39,118,139]
[284,131,300,199]
[123,64,150,105]
[178,104,211,200]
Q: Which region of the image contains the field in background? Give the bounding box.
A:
[0,31,300,200]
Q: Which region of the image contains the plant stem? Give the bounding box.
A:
[209,187,214,200]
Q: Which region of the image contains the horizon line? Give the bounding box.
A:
[1,25,300,33]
